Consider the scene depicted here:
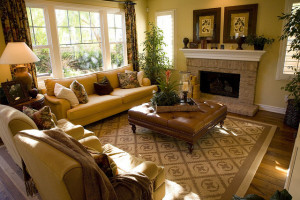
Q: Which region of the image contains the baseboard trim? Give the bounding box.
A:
[258,104,286,114]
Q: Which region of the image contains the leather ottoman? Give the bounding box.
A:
[128,99,227,153]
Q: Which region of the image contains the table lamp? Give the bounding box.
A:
[0,42,40,91]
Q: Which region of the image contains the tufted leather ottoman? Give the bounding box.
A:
[128,99,227,153]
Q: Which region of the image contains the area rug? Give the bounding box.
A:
[85,113,277,200]
[0,113,276,200]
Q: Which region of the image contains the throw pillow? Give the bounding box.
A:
[70,80,89,104]
[137,71,144,86]
[23,106,56,130]
[94,76,113,95]
[54,83,79,107]
[117,71,140,89]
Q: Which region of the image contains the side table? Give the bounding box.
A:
[12,94,45,111]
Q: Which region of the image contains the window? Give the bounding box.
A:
[156,10,175,66]
[108,13,125,68]
[26,2,127,79]
[55,9,103,77]
[27,7,53,76]
[276,0,300,79]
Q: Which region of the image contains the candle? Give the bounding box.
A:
[182,82,188,91]
[235,32,239,39]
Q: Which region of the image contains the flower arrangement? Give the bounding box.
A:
[151,70,180,106]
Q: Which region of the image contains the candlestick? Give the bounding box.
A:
[182,82,188,91]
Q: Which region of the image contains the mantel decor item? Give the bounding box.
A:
[223,4,258,43]
[189,42,199,49]
[193,7,221,44]
[183,37,189,48]
[236,36,246,50]
[1,80,30,105]
[0,42,40,92]
[245,35,274,50]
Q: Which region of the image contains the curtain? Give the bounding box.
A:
[0,0,38,89]
[125,1,139,71]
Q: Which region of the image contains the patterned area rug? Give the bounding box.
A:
[85,113,276,200]
[0,113,276,200]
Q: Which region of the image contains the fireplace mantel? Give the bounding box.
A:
[180,48,266,62]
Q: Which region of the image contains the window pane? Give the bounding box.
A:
[30,29,35,46]
[70,27,81,44]
[81,28,92,43]
[92,28,101,42]
[80,11,90,27]
[33,48,52,75]
[60,44,103,77]
[34,28,48,45]
[109,28,116,42]
[26,8,32,26]
[115,14,122,28]
[110,43,124,68]
[68,11,80,27]
[58,27,70,44]
[56,10,68,26]
[116,28,123,42]
[90,12,100,27]
[31,8,46,26]
[107,14,115,27]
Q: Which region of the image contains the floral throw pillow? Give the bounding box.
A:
[23,106,56,130]
[70,80,89,104]
[117,71,140,89]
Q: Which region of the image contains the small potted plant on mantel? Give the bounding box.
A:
[245,35,275,50]
[278,6,300,128]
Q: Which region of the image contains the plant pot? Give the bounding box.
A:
[284,99,300,129]
[254,44,264,50]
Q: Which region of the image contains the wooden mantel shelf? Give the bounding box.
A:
[180,48,266,62]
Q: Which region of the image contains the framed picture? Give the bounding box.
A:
[1,81,30,105]
[223,4,258,43]
[193,8,221,43]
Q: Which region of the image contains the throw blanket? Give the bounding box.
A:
[18,128,152,200]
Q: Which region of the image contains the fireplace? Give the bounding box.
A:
[200,71,240,98]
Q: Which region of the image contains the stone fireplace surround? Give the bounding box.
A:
[181,49,266,116]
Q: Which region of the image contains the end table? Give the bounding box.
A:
[12,94,45,111]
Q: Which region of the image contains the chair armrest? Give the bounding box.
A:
[132,161,158,180]
[142,78,151,86]
[44,94,71,120]
[57,119,84,140]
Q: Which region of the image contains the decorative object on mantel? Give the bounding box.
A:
[151,70,181,111]
[0,42,40,91]
[223,4,258,43]
[193,7,221,44]
[279,6,300,129]
[200,37,208,49]
[1,80,30,105]
[189,42,199,49]
[183,37,189,48]
[245,35,274,50]
[236,36,246,50]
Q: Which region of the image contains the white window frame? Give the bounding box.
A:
[26,0,127,79]
[276,0,300,80]
[155,10,176,68]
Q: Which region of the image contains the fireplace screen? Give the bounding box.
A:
[200,71,240,98]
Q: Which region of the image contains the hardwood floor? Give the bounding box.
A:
[0,110,297,199]
[228,111,297,199]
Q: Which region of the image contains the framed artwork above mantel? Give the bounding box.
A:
[193,7,221,43]
[223,4,258,43]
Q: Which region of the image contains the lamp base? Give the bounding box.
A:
[14,65,32,91]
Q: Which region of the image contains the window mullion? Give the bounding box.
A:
[101,10,111,70]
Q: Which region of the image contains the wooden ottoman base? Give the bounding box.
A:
[128,100,227,153]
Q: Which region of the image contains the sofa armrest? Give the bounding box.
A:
[44,94,71,120]
[142,78,151,86]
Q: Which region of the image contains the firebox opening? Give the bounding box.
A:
[200,71,240,98]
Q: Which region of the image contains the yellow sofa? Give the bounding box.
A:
[44,65,157,126]
[0,105,165,199]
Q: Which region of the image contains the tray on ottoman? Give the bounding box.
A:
[128,99,227,153]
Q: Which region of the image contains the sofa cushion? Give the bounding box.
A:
[96,65,133,89]
[94,77,113,95]
[110,85,157,104]
[54,83,79,107]
[23,106,56,130]
[67,94,123,120]
[45,74,97,96]
[70,80,89,104]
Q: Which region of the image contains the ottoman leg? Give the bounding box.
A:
[187,143,194,153]
[220,120,224,128]
[131,124,136,134]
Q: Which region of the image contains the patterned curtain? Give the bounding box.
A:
[125,1,139,71]
[0,0,38,88]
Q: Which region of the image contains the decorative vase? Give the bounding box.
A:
[284,99,300,129]
[183,38,189,48]
[200,39,207,49]
[29,88,38,98]
[236,36,246,50]
[14,65,32,91]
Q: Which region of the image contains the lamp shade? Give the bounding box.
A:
[0,42,40,65]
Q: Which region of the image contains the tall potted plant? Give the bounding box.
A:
[139,23,170,85]
[278,7,300,128]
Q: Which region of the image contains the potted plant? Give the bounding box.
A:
[245,35,275,50]
[278,7,300,128]
[139,23,170,85]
